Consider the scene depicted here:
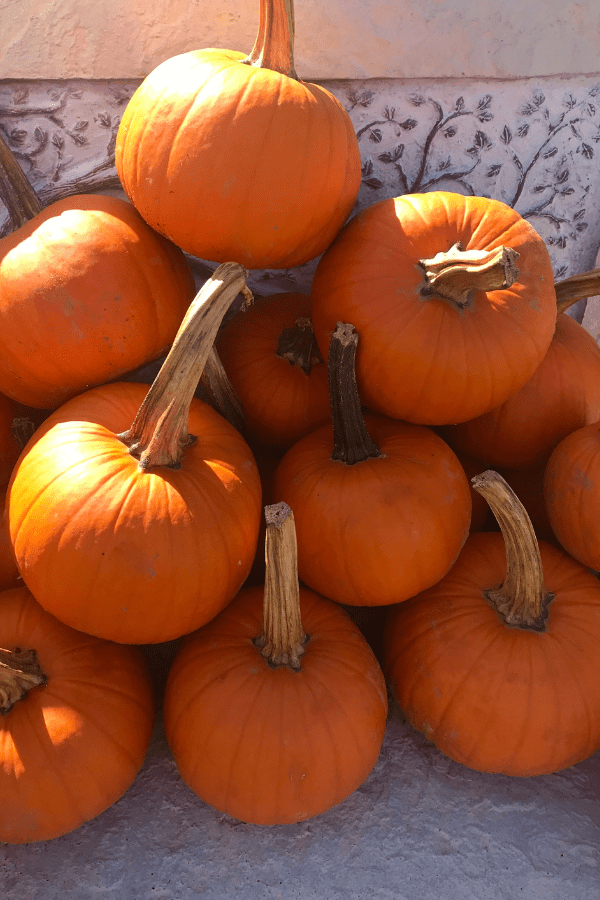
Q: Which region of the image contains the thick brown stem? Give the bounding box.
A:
[419,243,520,310]
[555,268,600,315]
[329,323,382,466]
[0,647,47,715]
[118,263,252,469]
[254,502,307,669]
[276,317,324,375]
[471,470,554,631]
[0,134,42,228]
[198,347,246,434]
[243,0,298,79]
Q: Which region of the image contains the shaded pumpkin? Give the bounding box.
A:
[311,192,557,425]
[0,587,155,843]
[544,422,600,569]
[442,274,600,468]
[216,292,331,447]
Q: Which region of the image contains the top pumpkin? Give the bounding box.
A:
[115,0,360,269]
[310,192,557,426]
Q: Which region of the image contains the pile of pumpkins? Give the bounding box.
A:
[2,0,600,844]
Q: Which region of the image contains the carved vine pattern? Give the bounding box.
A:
[1,79,600,289]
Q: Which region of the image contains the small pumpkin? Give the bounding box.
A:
[216,292,331,447]
[7,265,262,644]
[164,502,388,824]
[115,0,360,269]
[310,192,557,425]
[273,322,472,606]
[384,470,600,776]
[0,587,155,843]
[0,135,195,409]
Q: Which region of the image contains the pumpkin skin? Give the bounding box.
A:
[7,382,262,644]
[0,391,20,486]
[442,313,600,469]
[383,533,600,775]
[544,423,600,569]
[310,192,557,425]
[0,587,155,843]
[272,412,472,606]
[115,50,360,269]
[216,292,331,447]
[0,195,195,408]
[164,585,388,824]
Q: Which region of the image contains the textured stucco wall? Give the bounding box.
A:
[3,0,600,81]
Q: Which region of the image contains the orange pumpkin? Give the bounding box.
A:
[544,422,600,569]
[0,135,195,409]
[216,292,331,447]
[273,323,472,606]
[311,192,557,425]
[164,502,388,824]
[115,0,360,269]
[442,269,600,468]
[7,265,262,644]
[0,587,154,843]
[384,471,600,775]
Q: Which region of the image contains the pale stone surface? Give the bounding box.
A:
[2,695,599,899]
[3,0,600,80]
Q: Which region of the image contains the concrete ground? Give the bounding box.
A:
[2,639,599,900]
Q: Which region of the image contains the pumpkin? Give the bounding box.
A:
[216,292,331,447]
[0,587,155,843]
[273,322,472,606]
[164,501,388,824]
[115,0,360,269]
[442,269,600,468]
[0,489,19,590]
[310,192,557,425]
[544,422,600,569]
[0,391,21,487]
[7,265,262,644]
[0,134,195,409]
[383,470,600,775]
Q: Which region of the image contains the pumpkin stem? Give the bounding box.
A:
[555,267,600,315]
[419,243,520,311]
[0,133,43,228]
[254,502,307,669]
[0,647,47,715]
[276,317,325,375]
[329,322,382,466]
[118,263,252,469]
[197,347,246,434]
[471,470,554,631]
[243,0,298,80]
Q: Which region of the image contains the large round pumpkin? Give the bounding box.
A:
[7,266,262,644]
[384,471,600,775]
[0,587,155,843]
[0,193,195,409]
[115,0,360,269]
[164,502,388,824]
[272,323,472,605]
[310,192,557,425]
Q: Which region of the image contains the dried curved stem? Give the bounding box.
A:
[555,268,600,315]
[0,647,47,715]
[419,243,520,310]
[254,502,307,669]
[244,0,298,79]
[118,263,252,469]
[471,470,553,631]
